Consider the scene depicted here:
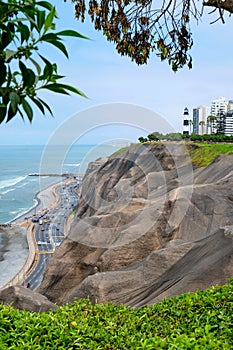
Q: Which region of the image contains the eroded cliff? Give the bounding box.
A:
[39,143,233,307]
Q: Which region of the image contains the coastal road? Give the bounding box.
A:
[22,177,80,291]
[23,253,52,290]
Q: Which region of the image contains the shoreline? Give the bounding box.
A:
[9,178,64,225]
[0,179,67,289]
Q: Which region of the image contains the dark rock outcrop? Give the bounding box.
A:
[0,285,57,312]
[38,143,233,307]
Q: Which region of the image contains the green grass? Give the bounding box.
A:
[111,147,129,157]
[187,143,233,167]
[111,143,138,157]
[0,280,232,349]
[113,142,233,168]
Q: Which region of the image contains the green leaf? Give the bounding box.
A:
[37,97,53,115]
[18,23,30,43]
[41,83,70,95]
[25,68,36,88]
[43,64,52,80]
[0,63,7,86]
[6,67,12,87]
[24,12,37,30]
[50,74,65,82]
[28,57,41,75]
[37,10,46,32]
[44,6,56,33]
[46,40,68,58]
[19,60,27,78]
[19,61,36,88]
[0,104,7,123]
[7,104,17,123]
[57,30,89,40]
[40,33,58,41]
[55,83,87,98]
[38,55,53,80]
[38,54,53,75]
[9,92,20,114]
[36,1,54,11]
[5,49,17,62]
[1,24,14,49]
[22,98,33,122]
[37,1,58,17]
[40,35,69,58]
[41,83,87,97]
[29,96,45,115]
[17,106,24,120]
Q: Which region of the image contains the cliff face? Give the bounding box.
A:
[39,143,233,307]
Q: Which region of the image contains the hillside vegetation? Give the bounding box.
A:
[188,143,233,167]
[0,280,232,349]
[114,142,233,168]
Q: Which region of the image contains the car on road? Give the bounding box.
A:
[32,216,39,223]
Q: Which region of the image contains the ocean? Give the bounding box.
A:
[0,144,120,224]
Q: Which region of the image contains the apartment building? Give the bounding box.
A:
[223,110,233,136]
[193,106,209,135]
[210,97,228,117]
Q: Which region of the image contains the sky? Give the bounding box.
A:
[0,1,233,145]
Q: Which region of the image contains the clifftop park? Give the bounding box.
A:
[1,141,233,348]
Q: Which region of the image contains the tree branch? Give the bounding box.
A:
[203,0,233,14]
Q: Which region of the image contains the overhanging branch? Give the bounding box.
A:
[203,0,233,13]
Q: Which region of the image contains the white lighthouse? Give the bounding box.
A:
[183,107,189,135]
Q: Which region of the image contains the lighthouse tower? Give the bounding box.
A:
[183,107,189,135]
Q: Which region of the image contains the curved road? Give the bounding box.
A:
[23,178,80,291]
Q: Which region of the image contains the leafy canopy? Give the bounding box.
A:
[71,0,233,71]
[0,0,88,123]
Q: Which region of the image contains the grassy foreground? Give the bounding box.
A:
[0,280,232,349]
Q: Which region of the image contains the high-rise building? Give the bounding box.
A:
[227,100,233,111]
[183,107,189,135]
[209,97,228,134]
[210,97,228,117]
[183,98,233,136]
[193,106,208,134]
[223,110,233,136]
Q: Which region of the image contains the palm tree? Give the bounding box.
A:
[199,120,206,135]
[188,119,193,134]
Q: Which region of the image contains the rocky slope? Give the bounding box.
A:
[38,143,233,307]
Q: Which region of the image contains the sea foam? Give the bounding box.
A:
[0,176,27,191]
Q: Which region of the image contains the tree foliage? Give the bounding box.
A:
[138,136,148,143]
[71,0,233,71]
[147,132,161,141]
[0,0,87,123]
[138,130,233,143]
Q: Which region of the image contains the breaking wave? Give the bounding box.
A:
[0,176,27,192]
